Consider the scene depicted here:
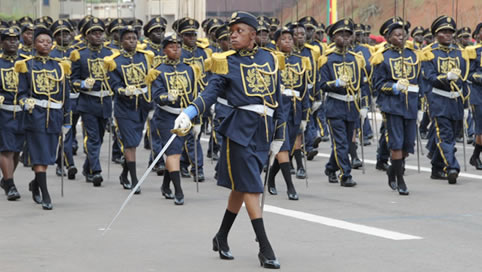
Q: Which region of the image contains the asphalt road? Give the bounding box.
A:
[1,117,482,272]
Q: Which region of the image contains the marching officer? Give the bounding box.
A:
[267,27,310,200]
[319,18,369,187]
[177,17,212,181]
[173,11,283,269]
[105,25,154,194]
[371,18,422,195]
[0,27,26,201]
[105,18,125,50]
[18,23,34,57]
[468,29,482,169]
[422,15,470,184]
[149,34,202,205]
[70,17,115,186]
[50,19,79,180]
[411,26,425,49]
[16,27,71,210]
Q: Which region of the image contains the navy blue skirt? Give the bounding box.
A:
[25,130,58,165]
[116,117,145,148]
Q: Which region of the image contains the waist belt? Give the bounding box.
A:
[327,92,355,102]
[133,87,148,95]
[237,104,274,117]
[70,93,80,99]
[158,105,182,114]
[34,99,63,109]
[407,85,419,93]
[216,97,232,108]
[432,87,460,99]
[81,90,110,97]
[282,89,300,97]
[312,101,322,112]
[0,104,22,112]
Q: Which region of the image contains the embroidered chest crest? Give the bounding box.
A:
[1,68,18,92]
[121,62,146,87]
[240,62,275,97]
[281,62,302,89]
[389,56,416,80]
[87,59,106,80]
[32,69,59,95]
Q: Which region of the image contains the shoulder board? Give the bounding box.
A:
[137,43,147,50]
[405,40,415,50]
[301,56,311,71]
[210,50,236,75]
[145,68,161,84]
[369,47,388,66]
[204,57,213,72]
[421,45,435,61]
[14,57,31,73]
[317,55,328,69]
[271,51,285,70]
[196,39,209,49]
[271,40,276,45]
[70,49,81,62]
[18,44,23,50]
[138,49,155,67]
[464,45,477,60]
[262,46,275,52]
[304,43,320,60]
[59,60,71,75]
[103,51,121,72]
[103,41,110,47]
[324,46,336,56]
[19,53,30,59]
[75,34,82,41]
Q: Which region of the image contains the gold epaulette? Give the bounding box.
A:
[75,34,82,41]
[204,47,213,58]
[304,43,320,60]
[145,69,161,84]
[301,56,311,71]
[14,57,31,73]
[317,55,328,69]
[70,49,81,62]
[422,45,434,61]
[405,40,415,50]
[204,57,212,72]
[196,38,210,49]
[369,47,387,66]
[103,41,110,47]
[210,50,236,75]
[189,63,202,82]
[138,49,155,67]
[59,60,71,75]
[103,51,121,72]
[464,45,477,60]
[137,43,147,50]
[272,51,285,70]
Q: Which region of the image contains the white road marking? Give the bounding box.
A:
[264,205,423,240]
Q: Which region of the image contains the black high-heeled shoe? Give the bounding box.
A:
[212,235,234,260]
[42,202,53,210]
[268,186,277,195]
[258,252,280,269]
[119,175,131,190]
[287,192,299,200]
[29,180,42,204]
[160,186,174,199]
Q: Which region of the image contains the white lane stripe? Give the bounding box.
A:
[264,205,423,240]
[315,153,482,180]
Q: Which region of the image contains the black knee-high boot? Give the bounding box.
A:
[170,171,184,205]
[279,162,298,200]
[267,159,280,195]
[126,161,140,194]
[252,218,280,268]
[213,209,237,259]
[36,172,52,210]
[161,171,174,199]
[119,160,130,189]
[392,159,408,195]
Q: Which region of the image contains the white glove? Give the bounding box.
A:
[82,79,94,89]
[191,124,201,137]
[360,108,368,120]
[269,140,284,164]
[336,78,347,87]
[464,109,469,122]
[124,87,136,96]
[300,120,308,132]
[168,92,178,102]
[147,110,155,121]
[312,101,322,112]
[173,112,191,131]
[417,110,424,124]
[62,125,71,136]
[395,80,409,91]
[210,104,215,116]
[447,70,459,81]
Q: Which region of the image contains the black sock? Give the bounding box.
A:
[35,172,50,204]
[170,171,183,198]
[293,149,303,170]
[473,144,482,158]
[268,159,280,188]
[3,178,14,190]
[279,162,296,193]
[162,171,171,191]
[216,209,237,250]
[349,142,358,160]
[121,161,128,178]
[126,161,137,187]
[251,218,275,259]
